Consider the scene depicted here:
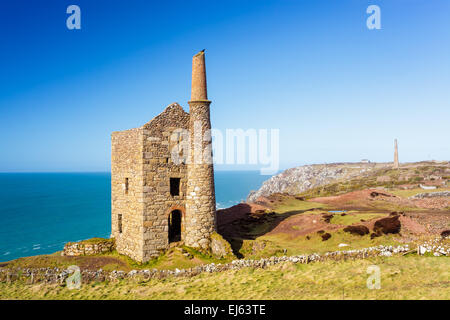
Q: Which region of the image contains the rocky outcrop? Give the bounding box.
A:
[210,232,234,259]
[247,163,376,202]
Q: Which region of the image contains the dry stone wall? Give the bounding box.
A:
[63,240,115,257]
[4,244,444,285]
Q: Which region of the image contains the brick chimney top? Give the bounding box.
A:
[190,50,208,101]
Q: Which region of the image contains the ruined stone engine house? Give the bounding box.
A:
[111,51,217,262]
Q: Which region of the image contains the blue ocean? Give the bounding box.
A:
[0,171,269,261]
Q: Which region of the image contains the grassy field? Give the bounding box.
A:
[1,256,448,300]
[390,187,450,198]
[2,228,403,273]
[272,199,327,214]
[250,230,399,258]
[330,213,387,225]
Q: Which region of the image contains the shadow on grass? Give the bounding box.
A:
[217,203,323,258]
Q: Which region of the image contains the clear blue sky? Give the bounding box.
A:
[0,0,449,172]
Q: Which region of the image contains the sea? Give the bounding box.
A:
[0,171,270,261]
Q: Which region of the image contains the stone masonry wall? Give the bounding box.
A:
[141,103,190,261]
[111,128,145,262]
[185,101,217,250]
[63,240,115,257]
[112,103,192,263]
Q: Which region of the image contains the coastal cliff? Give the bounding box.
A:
[247,163,383,202]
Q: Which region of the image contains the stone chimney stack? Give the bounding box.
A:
[394,139,399,169]
[185,50,217,250]
[190,50,208,101]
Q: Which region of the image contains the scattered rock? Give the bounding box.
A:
[322,214,333,223]
[373,215,401,235]
[441,230,450,238]
[182,253,193,259]
[252,240,267,254]
[321,233,332,241]
[418,245,426,255]
[370,232,380,239]
[343,225,370,236]
[370,191,393,198]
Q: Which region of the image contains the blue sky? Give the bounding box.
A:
[0,0,449,172]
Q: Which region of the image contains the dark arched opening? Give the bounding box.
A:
[168,210,182,243]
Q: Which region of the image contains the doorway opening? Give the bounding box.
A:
[168,210,182,243]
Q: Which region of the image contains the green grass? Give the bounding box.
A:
[2,247,227,272]
[365,200,422,212]
[239,229,400,259]
[330,213,387,225]
[76,237,115,245]
[273,199,326,214]
[1,256,448,299]
[138,246,226,270]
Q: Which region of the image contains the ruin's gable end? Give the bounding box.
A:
[111,103,190,262]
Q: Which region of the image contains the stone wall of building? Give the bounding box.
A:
[141,103,190,261]
[112,103,191,262]
[185,101,217,250]
[111,128,145,262]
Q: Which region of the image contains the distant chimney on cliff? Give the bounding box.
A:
[394,139,399,169]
